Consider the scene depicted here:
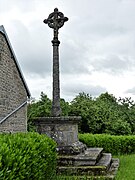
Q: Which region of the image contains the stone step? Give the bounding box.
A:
[57,158,119,178]
[96,153,112,171]
[58,148,103,166]
[57,165,107,176]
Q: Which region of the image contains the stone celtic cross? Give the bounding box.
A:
[43,8,68,117]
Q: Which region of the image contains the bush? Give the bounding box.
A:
[79,133,135,155]
[107,119,132,135]
[0,132,57,180]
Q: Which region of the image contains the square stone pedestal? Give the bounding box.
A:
[34,116,119,178]
[34,116,86,155]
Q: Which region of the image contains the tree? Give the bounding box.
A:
[69,92,95,133]
[69,92,132,135]
[27,91,134,135]
[60,98,70,116]
[118,97,135,134]
[92,92,132,135]
[27,92,70,131]
[27,92,52,131]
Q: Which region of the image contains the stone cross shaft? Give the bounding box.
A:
[44,8,68,117]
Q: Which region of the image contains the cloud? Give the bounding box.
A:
[5,0,135,78]
[125,87,135,96]
[0,0,35,13]
[1,0,135,100]
[7,20,52,77]
[60,0,135,77]
[62,82,106,98]
[60,39,90,74]
[90,54,133,74]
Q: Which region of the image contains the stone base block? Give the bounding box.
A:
[57,141,87,155]
[34,116,86,155]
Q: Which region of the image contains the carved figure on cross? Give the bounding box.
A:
[43,8,68,40]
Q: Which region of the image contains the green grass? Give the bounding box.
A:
[116,154,135,180]
[56,154,135,180]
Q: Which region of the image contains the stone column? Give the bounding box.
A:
[44,8,68,117]
[51,39,61,116]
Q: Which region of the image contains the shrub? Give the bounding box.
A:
[0,132,57,180]
[79,133,135,155]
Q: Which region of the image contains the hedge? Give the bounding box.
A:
[0,132,57,180]
[79,133,135,155]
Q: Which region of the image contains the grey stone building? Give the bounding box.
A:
[0,25,30,133]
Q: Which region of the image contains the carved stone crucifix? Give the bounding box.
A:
[43,8,68,117]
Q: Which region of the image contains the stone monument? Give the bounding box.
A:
[34,8,119,178]
[34,8,86,155]
[44,8,68,117]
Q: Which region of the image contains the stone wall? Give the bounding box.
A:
[0,32,28,132]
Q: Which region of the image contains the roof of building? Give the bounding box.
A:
[0,25,31,98]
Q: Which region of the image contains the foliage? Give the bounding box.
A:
[27,92,52,131]
[69,92,94,133]
[27,91,135,135]
[68,92,134,135]
[27,92,71,131]
[79,133,135,155]
[92,93,132,135]
[28,92,52,119]
[69,92,135,135]
[0,132,57,180]
[60,98,70,116]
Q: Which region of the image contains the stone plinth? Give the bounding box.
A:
[34,116,86,155]
[34,116,119,178]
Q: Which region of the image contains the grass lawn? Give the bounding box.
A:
[116,154,135,180]
[56,154,135,180]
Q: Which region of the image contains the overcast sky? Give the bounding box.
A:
[1,0,135,101]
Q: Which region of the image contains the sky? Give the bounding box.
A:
[1,0,135,102]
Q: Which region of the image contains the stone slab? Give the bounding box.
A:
[96,153,112,170]
[75,148,103,166]
[57,165,107,176]
[34,116,81,124]
[58,148,103,166]
[57,158,119,178]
